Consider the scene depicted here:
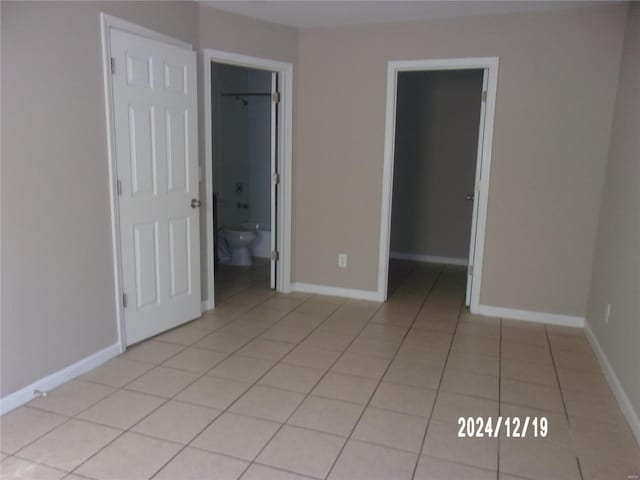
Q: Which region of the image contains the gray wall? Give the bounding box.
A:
[586,3,640,422]
[0,1,296,398]
[293,5,627,317]
[390,70,483,261]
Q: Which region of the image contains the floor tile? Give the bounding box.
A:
[312,372,378,405]
[383,360,442,389]
[241,464,316,480]
[328,439,417,480]
[27,381,114,417]
[257,425,345,478]
[500,379,564,413]
[347,337,401,359]
[501,342,552,365]
[153,446,248,480]
[191,412,280,460]
[451,334,499,356]
[80,357,154,388]
[230,386,305,422]
[422,419,497,471]
[440,371,499,400]
[162,347,227,373]
[0,407,67,454]
[0,456,67,479]
[499,437,580,480]
[288,396,364,436]
[17,419,121,471]
[123,340,184,364]
[431,392,499,423]
[548,334,591,353]
[394,345,448,368]
[281,345,341,370]
[502,326,548,347]
[237,338,295,361]
[414,455,496,480]
[370,382,436,417]
[154,325,210,346]
[77,390,165,429]
[125,366,199,398]
[352,407,428,453]
[259,364,325,393]
[301,331,354,352]
[208,355,275,383]
[555,367,612,396]
[445,351,499,377]
[75,432,181,480]
[132,400,221,444]
[193,332,252,353]
[261,324,314,344]
[562,387,628,425]
[176,376,251,409]
[501,359,557,386]
[331,353,389,380]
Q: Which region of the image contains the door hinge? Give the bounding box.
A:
[272,173,280,185]
[110,57,116,75]
[272,91,281,104]
[122,293,128,308]
[116,179,122,196]
[271,250,279,261]
[482,91,487,102]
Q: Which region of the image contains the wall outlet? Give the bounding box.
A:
[605,303,611,324]
[338,253,348,268]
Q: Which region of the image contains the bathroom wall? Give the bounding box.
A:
[390,70,483,263]
[218,64,250,227]
[216,66,272,232]
[247,70,273,231]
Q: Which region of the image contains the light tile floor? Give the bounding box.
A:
[1,261,639,480]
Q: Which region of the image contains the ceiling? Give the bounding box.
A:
[201,1,615,29]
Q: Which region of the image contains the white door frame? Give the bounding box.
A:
[100,13,195,351]
[202,49,293,309]
[377,57,499,312]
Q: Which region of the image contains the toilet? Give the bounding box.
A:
[222,227,257,266]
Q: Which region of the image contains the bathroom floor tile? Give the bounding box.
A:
[229,385,305,422]
[153,446,248,480]
[288,395,364,436]
[0,407,67,454]
[328,439,417,480]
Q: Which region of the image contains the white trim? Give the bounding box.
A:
[201,299,215,313]
[100,13,195,352]
[203,48,294,309]
[584,324,640,445]
[377,57,499,311]
[389,252,468,266]
[292,282,381,302]
[0,343,121,415]
[475,304,584,328]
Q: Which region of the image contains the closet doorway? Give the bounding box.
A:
[203,50,293,309]
[377,58,499,310]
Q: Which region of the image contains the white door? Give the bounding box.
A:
[465,69,488,306]
[110,29,201,345]
[270,72,279,289]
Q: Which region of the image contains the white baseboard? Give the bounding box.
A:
[292,282,382,302]
[390,252,468,266]
[0,343,121,416]
[474,304,584,328]
[584,324,640,445]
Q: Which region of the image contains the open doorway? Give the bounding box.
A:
[203,50,293,310]
[211,63,276,301]
[377,58,499,310]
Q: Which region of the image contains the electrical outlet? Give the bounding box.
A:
[605,303,611,324]
[338,253,348,268]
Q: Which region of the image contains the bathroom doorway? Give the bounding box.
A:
[203,50,293,308]
[377,58,499,310]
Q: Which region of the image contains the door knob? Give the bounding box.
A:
[191,198,202,208]
[465,194,474,201]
